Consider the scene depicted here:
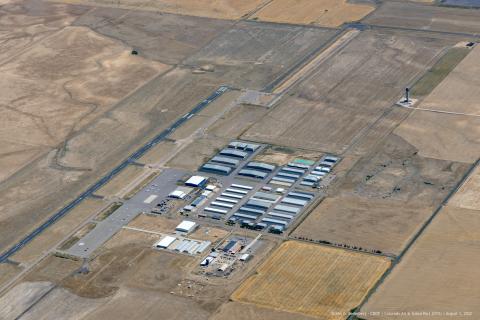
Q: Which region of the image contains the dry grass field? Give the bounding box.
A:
[293,196,434,255]
[73,7,233,65]
[232,241,390,319]
[364,1,480,34]
[395,46,480,164]
[251,0,374,27]
[11,198,106,264]
[94,165,145,198]
[362,206,480,319]
[56,0,268,20]
[449,165,480,211]
[242,31,453,154]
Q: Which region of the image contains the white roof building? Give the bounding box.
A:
[169,190,187,199]
[155,236,176,249]
[175,220,197,233]
[185,176,207,187]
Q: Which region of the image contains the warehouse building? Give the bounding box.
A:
[245,161,276,172]
[200,163,232,175]
[175,220,197,233]
[185,176,207,188]
[238,169,268,179]
[211,156,240,166]
[219,148,248,159]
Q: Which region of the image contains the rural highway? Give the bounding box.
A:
[0,85,229,264]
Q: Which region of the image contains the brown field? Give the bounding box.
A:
[94,165,145,198]
[242,31,453,154]
[362,206,480,319]
[448,165,480,211]
[252,0,374,27]
[10,198,106,264]
[232,241,390,319]
[395,46,480,164]
[293,196,434,255]
[56,0,268,20]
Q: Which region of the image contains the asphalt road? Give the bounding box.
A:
[0,85,229,263]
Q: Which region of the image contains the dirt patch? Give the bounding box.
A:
[252,0,374,27]
[232,241,390,319]
[126,214,181,235]
[253,145,322,166]
[56,0,268,20]
[362,206,480,319]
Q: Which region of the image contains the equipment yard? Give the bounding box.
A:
[1,0,479,319]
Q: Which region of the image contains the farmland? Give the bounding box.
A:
[232,241,390,319]
[251,0,374,27]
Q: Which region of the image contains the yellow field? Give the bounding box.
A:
[252,0,374,27]
[232,241,390,319]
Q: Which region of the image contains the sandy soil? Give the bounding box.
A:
[362,206,480,319]
[252,0,374,27]
[233,241,390,319]
[56,0,268,20]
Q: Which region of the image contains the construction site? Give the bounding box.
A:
[0,0,479,319]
